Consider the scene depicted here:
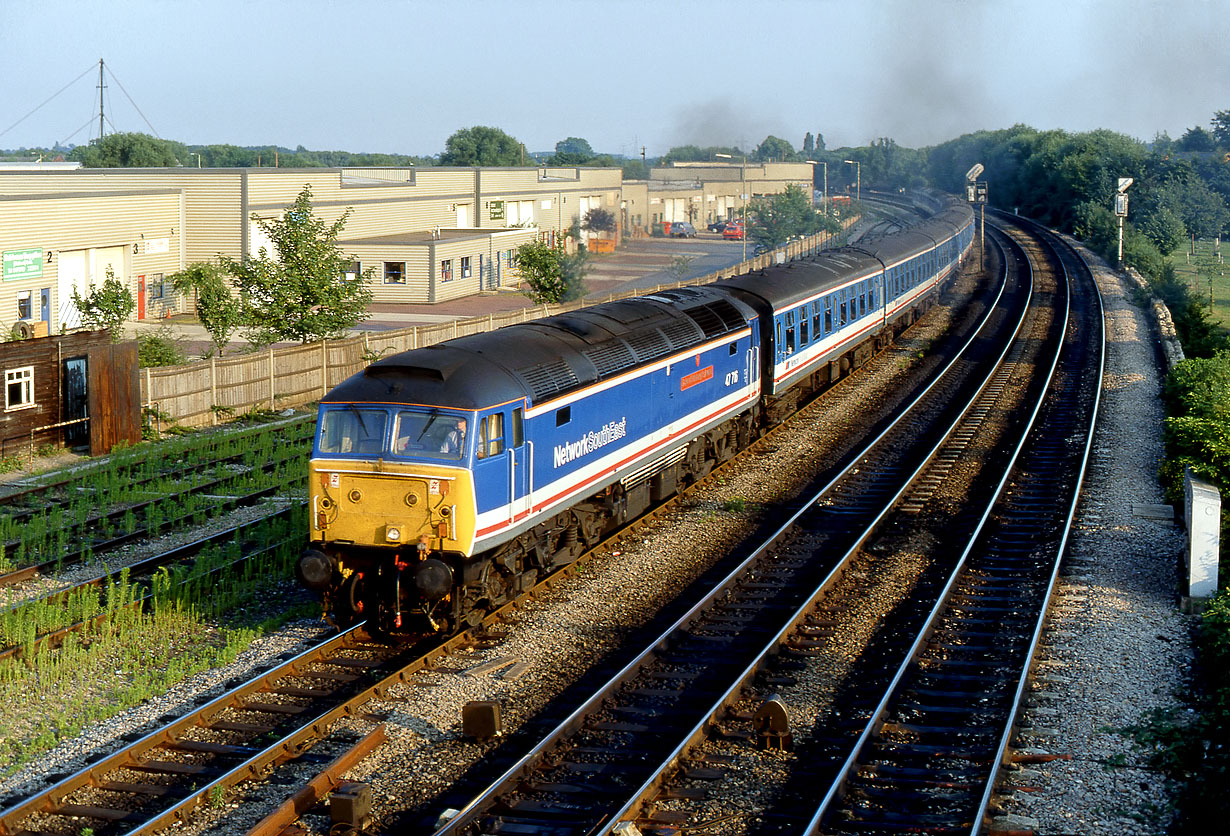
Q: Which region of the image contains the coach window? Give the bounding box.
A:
[800,308,809,344]
[859,287,867,317]
[477,413,504,459]
[785,311,795,353]
[5,367,34,411]
[384,262,406,284]
[824,300,832,334]
[776,321,783,352]
[839,297,847,326]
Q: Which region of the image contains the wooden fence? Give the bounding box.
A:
[141,223,853,430]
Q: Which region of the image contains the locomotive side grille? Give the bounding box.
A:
[625,329,671,362]
[659,318,703,350]
[521,360,580,401]
[584,339,637,377]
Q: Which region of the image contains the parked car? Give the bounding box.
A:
[722,221,745,240]
[670,221,697,238]
[707,220,731,233]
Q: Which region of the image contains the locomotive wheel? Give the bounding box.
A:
[332,571,367,628]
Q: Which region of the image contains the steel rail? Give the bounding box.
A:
[798,217,1092,835]
[432,236,1023,835]
[965,221,1105,835]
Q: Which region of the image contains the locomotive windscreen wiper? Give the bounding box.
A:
[416,409,440,442]
[348,404,369,436]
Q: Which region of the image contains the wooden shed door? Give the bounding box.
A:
[86,342,141,455]
[63,356,89,447]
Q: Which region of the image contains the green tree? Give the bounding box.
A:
[221,186,373,346]
[551,137,595,165]
[71,266,135,340]
[753,135,799,162]
[582,207,616,235]
[1138,205,1187,256]
[661,145,743,164]
[169,262,244,355]
[1178,127,1217,152]
[1214,110,1230,148]
[516,238,588,304]
[439,126,525,166]
[802,132,815,155]
[745,184,838,250]
[70,132,181,167]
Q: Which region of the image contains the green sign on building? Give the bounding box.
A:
[489,200,505,221]
[3,248,43,281]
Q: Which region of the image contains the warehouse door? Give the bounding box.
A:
[63,356,89,446]
[456,204,469,227]
[58,251,86,328]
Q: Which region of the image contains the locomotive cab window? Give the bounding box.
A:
[392,409,468,459]
[319,407,388,456]
[477,413,504,459]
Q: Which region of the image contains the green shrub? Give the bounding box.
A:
[137,325,187,367]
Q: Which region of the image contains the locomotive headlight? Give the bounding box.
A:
[386,525,402,542]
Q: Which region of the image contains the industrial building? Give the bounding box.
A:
[0,160,811,332]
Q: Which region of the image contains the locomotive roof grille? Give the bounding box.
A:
[684,304,726,339]
[520,359,581,401]
[584,339,638,377]
[625,329,671,362]
[659,318,704,350]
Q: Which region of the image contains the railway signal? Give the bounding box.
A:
[967,163,987,271]
[1116,177,1133,267]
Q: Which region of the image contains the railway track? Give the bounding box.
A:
[420,226,1044,835]
[1,220,1003,835]
[0,503,306,661]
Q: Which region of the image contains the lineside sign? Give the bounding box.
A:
[2,248,43,281]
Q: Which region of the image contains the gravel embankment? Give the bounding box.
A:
[995,241,1193,835]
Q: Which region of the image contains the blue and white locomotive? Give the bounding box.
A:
[297,197,974,635]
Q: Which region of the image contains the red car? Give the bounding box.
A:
[722,220,745,240]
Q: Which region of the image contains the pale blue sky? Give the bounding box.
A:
[1,0,1225,156]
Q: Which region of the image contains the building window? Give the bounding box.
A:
[148,273,164,299]
[384,262,405,284]
[461,256,472,279]
[17,292,32,320]
[441,259,453,282]
[341,261,361,282]
[5,367,34,411]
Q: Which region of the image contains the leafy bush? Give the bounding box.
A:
[137,324,187,367]
[71,266,134,341]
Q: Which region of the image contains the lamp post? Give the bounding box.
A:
[843,159,860,204]
[806,160,827,209]
[192,152,202,169]
[715,153,749,263]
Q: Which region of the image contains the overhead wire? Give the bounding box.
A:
[105,63,161,138]
[0,62,96,142]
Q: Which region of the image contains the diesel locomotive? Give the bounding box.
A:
[297,197,975,636]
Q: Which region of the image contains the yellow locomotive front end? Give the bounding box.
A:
[297,403,478,634]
